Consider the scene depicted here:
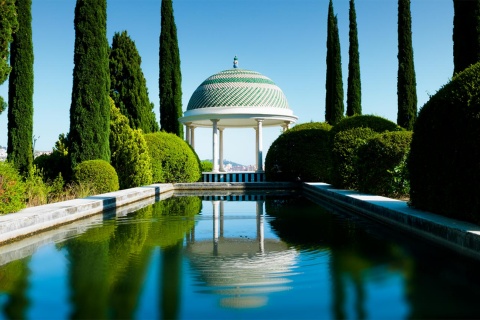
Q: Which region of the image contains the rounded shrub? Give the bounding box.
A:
[200,160,213,172]
[73,159,119,195]
[357,131,412,198]
[331,127,378,189]
[330,115,403,139]
[408,62,480,223]
[110,101,153,189]
[0,162,26,214]
[144,132,201,183]
[265,122,332,182]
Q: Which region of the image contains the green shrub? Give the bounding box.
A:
[200,160,213,172]
[34,151,71,183]
[330,115,403,139]
[24,165,50,207]
[73,160,119,195]
[110,101,152,189]
[144,132,201,183]
[265,122,332,182]
[357,131,412,198]
[331,127,378,189]
[0,161,26,214]
[408,62,480,223]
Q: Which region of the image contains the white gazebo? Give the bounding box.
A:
[179,57,298,182]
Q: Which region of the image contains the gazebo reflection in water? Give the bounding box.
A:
[185,196,298,309]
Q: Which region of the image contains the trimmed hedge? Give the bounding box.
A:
[408,62,480,223]
[73,159,119,194]
[0,161,26,214]
[330,127,378,189]
[357,131,412,197]
[144,131,201,183]
[330,115,403,139]
[265,122,332,182]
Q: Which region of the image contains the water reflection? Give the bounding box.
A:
[186,199,298,309]
[0,195,480,318]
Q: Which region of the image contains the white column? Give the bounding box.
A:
[256,119,264,172]
[212,119,219,172]
[185,122,191,144]
[212,200,220,256]
[219,128,225,172]
[191,126,196,149]
[283,121,291,132]
[254,127,258,171]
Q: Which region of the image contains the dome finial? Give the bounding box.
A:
[233,55,238,68]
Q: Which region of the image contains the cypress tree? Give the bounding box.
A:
[159,0,183,138]
[0,0,18,114]
[69,0,111,170]
[346,0,361,117]
[325,0,344,125]
[397,0,417,130]
[7,0,33,175]
[110,31,159,134]
[453,0,480,74]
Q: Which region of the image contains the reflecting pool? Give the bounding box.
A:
[1,193,480,319]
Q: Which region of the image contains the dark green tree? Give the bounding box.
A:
[453,0,480,75]
[109,31,159,133]
[346,0,361,117]
[397,0,417,130]
[7,0,33,175]
[325,0,344,126]
[69,0,111,170]
[159,0,183,137]
[0,0,18,114]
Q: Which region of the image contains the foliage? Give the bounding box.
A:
[0,161,26,214]
[109,31,159,133]
[453,0,480,74]
[397,0,417,130]
[265,122,332,182]
[331,127,378,189]
[110,99,152,189]
[330,115,403,139]
[7,0,34,175]
[325,0,344,125]
[34,133,72,183]
[0,0,18,115]
[347,0,361,117]
[144,131,201,183]
[159,0,183,137]
[200,160,213,172]
[73,160,119,195]
[357,131,412,197]
[24,165,50,207]
[408,61,480,224]
[69,0,110,170]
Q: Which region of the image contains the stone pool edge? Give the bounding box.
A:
[2,181,480,261]
[303,182,480,260]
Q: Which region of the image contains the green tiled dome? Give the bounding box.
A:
[187,68,290,111]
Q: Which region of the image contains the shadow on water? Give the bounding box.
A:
[266,194,480,319]
[0,195,202,320]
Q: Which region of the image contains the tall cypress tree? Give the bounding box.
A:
[69,0,110,169]
[397,0,417,130]
[0,0,18,114]
[159,0,183,138]
[325,0,344,125]
[346,0,361,117]
[110,31,159,134]
[453,0,480,74]
[7,0,33,175]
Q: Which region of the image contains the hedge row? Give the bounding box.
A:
[265,116,411,198]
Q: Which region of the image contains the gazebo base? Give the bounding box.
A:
[203,171,265,183]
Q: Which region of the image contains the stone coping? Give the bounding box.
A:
[1,181,480,262]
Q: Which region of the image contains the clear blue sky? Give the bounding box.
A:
[0,0,454,166]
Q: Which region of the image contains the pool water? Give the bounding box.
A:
[1,193,480,319]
